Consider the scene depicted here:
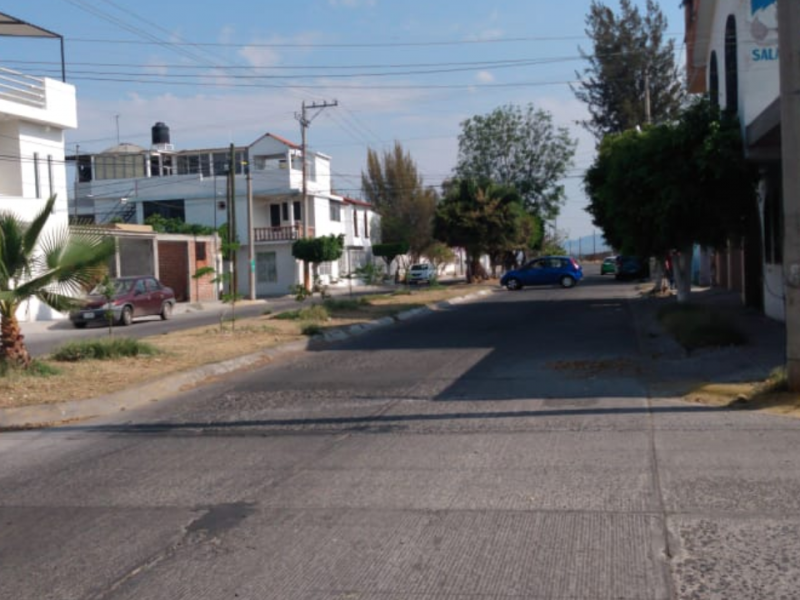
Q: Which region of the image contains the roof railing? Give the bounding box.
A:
[0,66,46,108]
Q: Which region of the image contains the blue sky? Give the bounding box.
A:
[8,0,686,240]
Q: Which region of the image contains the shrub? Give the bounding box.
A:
[51,338,159,362]
[324,298,369,312]
[354,262,385,285]
[298,305,329,321]
[274,310,300,320]
[301,323,323,336]
[657,303,747,352]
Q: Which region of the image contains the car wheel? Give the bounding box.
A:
[505,277,522,291]
[119,306,133,326]
[560,275,576,288]
[160,302,173,321]
[73,322,87,329]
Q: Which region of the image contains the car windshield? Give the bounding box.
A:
[410,265,426,271]
[90,279,134,296]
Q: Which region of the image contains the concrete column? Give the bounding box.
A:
[779,0,800,389]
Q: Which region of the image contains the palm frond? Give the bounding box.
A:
[22,195,58,257]
[0,212,30,287]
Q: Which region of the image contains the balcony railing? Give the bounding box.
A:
[0,67,46,109]
[253,224,315,242]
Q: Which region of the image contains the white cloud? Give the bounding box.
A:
[328,0,376,7]
[475,71,495,84]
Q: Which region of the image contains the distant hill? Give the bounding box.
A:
[565,233,611,258]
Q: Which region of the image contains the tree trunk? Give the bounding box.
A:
[674,245,694,304]
[1,313,32,368]
[651,259,668,294]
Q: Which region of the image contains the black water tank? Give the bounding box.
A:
[151,122,170,145]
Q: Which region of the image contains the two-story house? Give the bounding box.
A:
[0,13,77,322]
[69,125,379,297]
[685,0,784,320]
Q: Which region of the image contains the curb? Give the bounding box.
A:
[0,288,495,430]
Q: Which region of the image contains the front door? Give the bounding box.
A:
[270,204,281,227]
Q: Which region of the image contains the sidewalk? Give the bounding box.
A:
[629,286,787,396]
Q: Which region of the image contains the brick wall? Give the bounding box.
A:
[190,240,217,303]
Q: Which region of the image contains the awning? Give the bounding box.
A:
[0,11,65,81]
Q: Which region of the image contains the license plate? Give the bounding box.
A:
[82,311,96,320]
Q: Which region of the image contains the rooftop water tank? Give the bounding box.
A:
[151,122,171,146]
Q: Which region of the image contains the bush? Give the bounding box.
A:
[354,262,385,285]
[657,303,747,352]
[301,323,323,336]
[324,298,369,312]
[298,305,329,321]
[274,310,300,320]
[51,338,159,362]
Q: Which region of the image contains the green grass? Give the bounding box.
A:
[0,359,61,378]
[273,305,330,322]
[323,298,370,312]
[51,337,160,362]
[657,303,747,352]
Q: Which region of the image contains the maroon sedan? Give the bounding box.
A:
[69,276,176,328]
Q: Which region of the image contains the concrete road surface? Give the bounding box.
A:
[1,270,797,599]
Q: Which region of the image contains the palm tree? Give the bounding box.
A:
[0,195,115,367]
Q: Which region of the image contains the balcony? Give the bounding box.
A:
[0,67,46,108]
[253,224,314,243]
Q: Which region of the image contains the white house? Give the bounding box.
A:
[0,13,77,322]
[685,0,784,320]
[69,125,380,297]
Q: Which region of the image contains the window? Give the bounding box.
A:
[330,202,341,222]
[294,201,302,221]
[33,152,41,198]
[364,212,369,238]
[282,202,289,221]
[145,278,161,292]
[134,280,146,294]
[195,241,207,261]
[724,15,738,113]
[353,209,359,237]
[256,252,278,283]
[319,261,331,275]
[709,51,719,108]
[143,199,185,221]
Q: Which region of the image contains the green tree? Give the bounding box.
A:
[361,142,437,259]
[584,98,756,301]
[292,234,345,283]
[434,179,528,282]
[0,196,115,367]
[372,241,409,282]
[573,0,685,141]
[455,103,576,222]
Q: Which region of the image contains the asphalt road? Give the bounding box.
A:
[2,269,799,599]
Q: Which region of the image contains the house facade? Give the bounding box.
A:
[69,126,379,297]
[685,0,785,320]
[0,15,77,322]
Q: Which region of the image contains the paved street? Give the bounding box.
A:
[1,272,798,599]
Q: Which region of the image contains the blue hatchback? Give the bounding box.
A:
[500,256,583,290]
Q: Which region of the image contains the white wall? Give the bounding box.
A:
[707,0,779,127]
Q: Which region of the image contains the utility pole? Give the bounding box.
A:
[644,72,652,125]
[73,143,79,223]
[779,0,800,390]
[226,143,237,299]
[246,161,255,300]
[296,99,337,288]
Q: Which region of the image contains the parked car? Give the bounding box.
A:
[614,255,650,281]
[69,276,176,328]
[601,256,617,275]
[406,263,436,285]
[500,256,583,290]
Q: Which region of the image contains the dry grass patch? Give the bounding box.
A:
[1,283,494,409]
[684,369,800,418]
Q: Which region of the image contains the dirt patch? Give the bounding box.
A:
[685,382,800,419]
[1,283,494,409]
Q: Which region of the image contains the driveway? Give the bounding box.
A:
[1,270,796,599]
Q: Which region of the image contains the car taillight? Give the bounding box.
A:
[571,258,580,270]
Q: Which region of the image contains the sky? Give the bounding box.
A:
[7,0,687,242]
